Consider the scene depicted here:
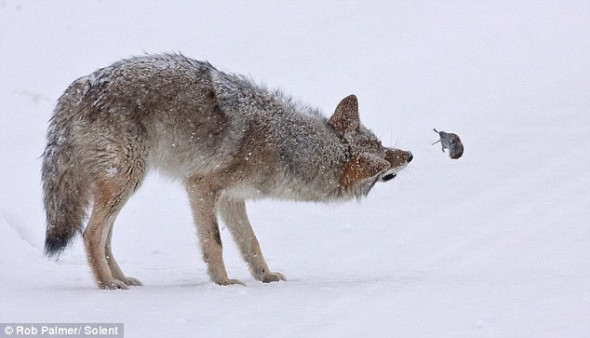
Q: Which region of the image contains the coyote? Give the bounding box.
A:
[42,54,413,289]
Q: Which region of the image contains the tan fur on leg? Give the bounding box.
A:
[187,178,243,286]
[105,224,142,286]
[83,186,123,290]
[84,180,137,290]
[219,197,285,283]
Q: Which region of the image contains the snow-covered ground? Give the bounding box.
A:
[1,1,589,337]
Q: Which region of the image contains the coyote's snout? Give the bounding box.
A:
[42,54,412,289]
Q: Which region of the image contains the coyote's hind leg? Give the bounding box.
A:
[105,222,143,286]
[83,175,142,290]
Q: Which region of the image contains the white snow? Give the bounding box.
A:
[1,1,589,337]
[106,167,118,177]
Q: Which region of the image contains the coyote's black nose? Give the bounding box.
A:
[407,152,413,163]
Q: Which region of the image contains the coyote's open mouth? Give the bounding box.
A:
[381,173,396,181]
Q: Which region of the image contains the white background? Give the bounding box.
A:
[1,1,589,337]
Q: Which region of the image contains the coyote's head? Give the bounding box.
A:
[329,95,413,188]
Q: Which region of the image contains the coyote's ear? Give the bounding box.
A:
[329,95,360,135]
[339,153,390,186]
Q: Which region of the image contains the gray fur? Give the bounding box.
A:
[42,54,412,288]
[432,128,464,159]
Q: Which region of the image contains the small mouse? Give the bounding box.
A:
[433,128,464,159]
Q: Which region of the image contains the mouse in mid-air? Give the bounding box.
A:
[433,128,464,159]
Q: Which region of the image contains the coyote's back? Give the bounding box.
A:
[42,55,220,256]
[42,54,413,289]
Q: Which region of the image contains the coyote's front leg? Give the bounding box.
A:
[219,197,286,283]
[186,178,243,286]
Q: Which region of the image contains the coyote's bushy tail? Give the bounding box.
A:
[42,99,90,257]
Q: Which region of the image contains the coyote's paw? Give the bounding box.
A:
[260,271,287,283]
[101,279,129,290]
[215,278,245,286]
[124,277,143,286]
